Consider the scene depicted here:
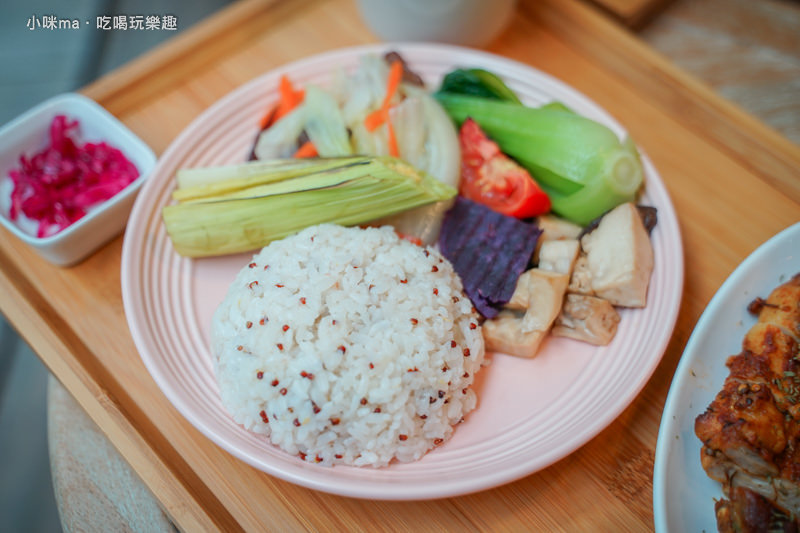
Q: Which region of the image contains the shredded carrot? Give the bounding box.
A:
[293,140,318,158]
[259,75,305,130]
[381,60,404,110]
[276,75,305,117]
[387,121,399,157]
[363,60,404,157]
[363,109,385,132]
[395,230,423,246]
[364,60,404,132]
[259,106,277,130]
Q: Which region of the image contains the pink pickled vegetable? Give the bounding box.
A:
[8,115,139,237]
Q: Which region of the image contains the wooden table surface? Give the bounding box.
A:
[642,0,800,145]
[2,0,800,530]
[589,0,673,28]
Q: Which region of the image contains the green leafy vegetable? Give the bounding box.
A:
[436,68,522,104]
[434,92,643,225]
[537,101,575,113]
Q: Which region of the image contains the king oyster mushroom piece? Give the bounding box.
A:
[533,214,583,262]
[484,269,569,358]
[537,214,583,241]
[579,202,654,308]
[537,239,580,276]
[567,253,595,296]
[551,294,620,345]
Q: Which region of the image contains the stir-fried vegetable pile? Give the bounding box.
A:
[163,53,647,259]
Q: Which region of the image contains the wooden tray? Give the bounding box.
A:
[588,0,674,28]
[2,0,799,530]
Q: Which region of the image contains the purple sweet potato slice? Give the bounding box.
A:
[438,197,541,318]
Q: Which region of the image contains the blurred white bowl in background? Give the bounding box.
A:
[356,0,518,48]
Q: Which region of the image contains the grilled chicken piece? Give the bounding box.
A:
[695,273,800,524]
[484,269,569,358]
[551,294,620,345]
[697,377,788,479]
[715,486,798,533]
[755,278,800,340]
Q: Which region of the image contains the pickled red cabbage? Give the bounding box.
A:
[8,115,139,237]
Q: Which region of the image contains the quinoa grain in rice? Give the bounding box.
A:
[210,224,484,467]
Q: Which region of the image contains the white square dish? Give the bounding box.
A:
[0,92,156,266]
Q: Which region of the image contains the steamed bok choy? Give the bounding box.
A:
[162,156,456,257]
[437,68,522,104]
[434,93,644,225]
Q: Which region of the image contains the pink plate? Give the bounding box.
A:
[121,43,683,500]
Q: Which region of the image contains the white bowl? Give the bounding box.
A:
[0,93,156,266]
[356,0,517,48]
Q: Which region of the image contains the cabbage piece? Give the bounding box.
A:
[249,55,463,243]
[377,89,461,243]
[303,86,353,157]
[253,104,308,159]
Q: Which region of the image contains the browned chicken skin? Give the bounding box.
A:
[695,273,800,531]
[715,486,798,533]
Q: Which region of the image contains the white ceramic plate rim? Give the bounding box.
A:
[653,221,800,532]
[122,43,684,500]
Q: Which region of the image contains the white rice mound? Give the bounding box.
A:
[211,224,485,467]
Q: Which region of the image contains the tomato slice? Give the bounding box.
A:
[458,118,550,218]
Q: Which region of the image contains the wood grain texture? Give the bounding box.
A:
[641,0,800,145]
[586,0,675,28]
[524,0,800,204]
[47,377,175,532]
[1,0,798,530]
[0,243,239,532]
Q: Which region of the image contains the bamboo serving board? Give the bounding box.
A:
[2,0,799,530]
[587,0,674,28]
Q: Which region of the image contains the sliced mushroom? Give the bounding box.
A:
[538,239,580,276]
[533,214,583,262]
[579,202,654,307]
[551,294,621,345]
[484,269,569,358]
[537,214,583,241]
[482,310,547,358]
[567,253,595,296]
